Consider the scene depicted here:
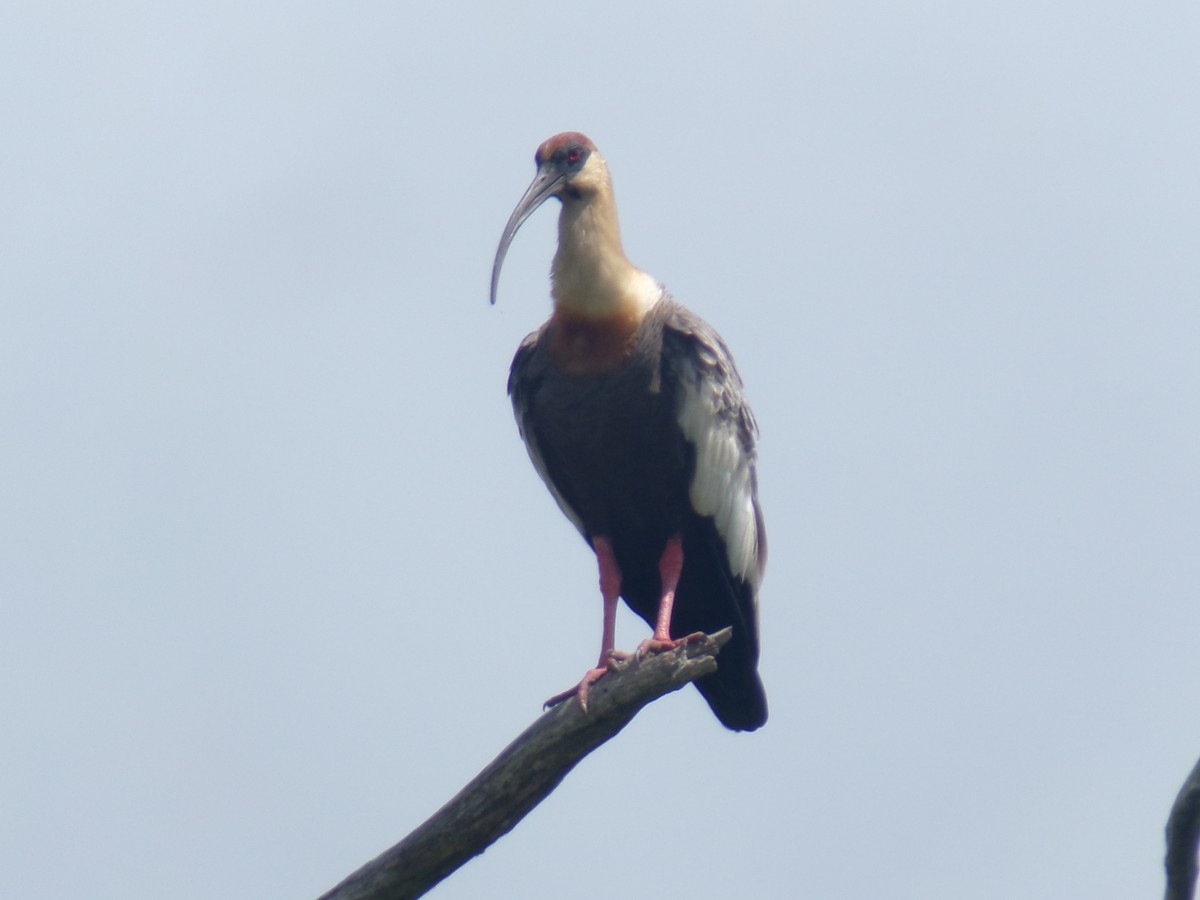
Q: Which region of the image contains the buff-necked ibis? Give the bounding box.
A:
[490,133,767,731]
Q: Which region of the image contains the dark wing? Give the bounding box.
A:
[661,302,766,592]
[660,300,768,730]
[507,328,587,536]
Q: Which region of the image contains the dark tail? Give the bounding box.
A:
[680,515,767,731]
[695,637,768,731]
[616,516,769,731]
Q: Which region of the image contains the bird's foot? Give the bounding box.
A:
[543,650,628,714]
[634,630,707,659]
[544,666,607,713]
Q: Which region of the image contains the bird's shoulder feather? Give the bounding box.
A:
[657,299,766,586]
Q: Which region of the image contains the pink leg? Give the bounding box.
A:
[594,537,621,666]
[653,535,683,642]
[545,536,624,713]
[637,536,705,657]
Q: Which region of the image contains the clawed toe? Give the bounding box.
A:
[635,631,705,659]
[544,665,609,713]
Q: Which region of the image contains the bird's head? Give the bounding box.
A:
[490,132,608,305]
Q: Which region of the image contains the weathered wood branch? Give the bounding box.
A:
[318,628,732,900]
[1166,752,1200,900]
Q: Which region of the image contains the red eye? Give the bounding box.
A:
[566,148,581,164]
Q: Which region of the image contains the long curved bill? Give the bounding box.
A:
[489,165,565,305]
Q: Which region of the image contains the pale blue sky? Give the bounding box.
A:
[2,2,1198,898]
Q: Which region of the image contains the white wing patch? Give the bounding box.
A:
[672,334,764,589]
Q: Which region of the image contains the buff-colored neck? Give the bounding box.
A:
[551,176,660,322]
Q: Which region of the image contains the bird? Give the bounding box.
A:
[490,132,767,731]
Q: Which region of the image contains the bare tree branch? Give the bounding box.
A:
[1166,753,1200,900]
[318,628,733,900]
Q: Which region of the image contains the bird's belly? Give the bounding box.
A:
[532,377,692,555]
